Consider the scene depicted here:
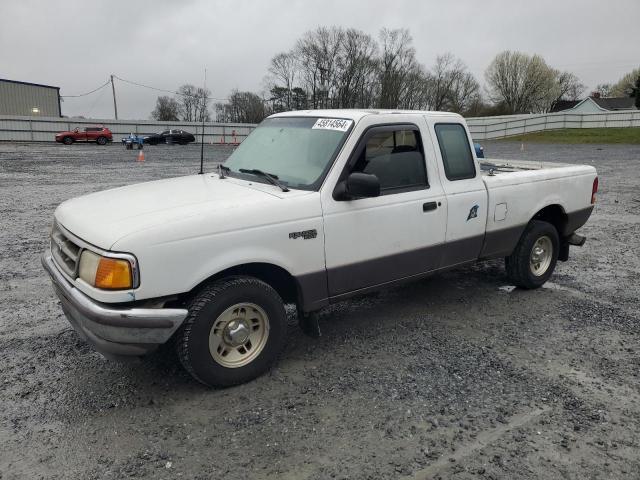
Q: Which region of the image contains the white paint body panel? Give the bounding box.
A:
[50,110,597,304]
[422,115,488,261]
[482,162,597,234]
[321,114,447,273]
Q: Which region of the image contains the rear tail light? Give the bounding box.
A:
[591,177,598,204]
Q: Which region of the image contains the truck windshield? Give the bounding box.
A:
[222,117,353,190]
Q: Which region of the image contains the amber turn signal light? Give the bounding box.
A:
[95,257,133,289]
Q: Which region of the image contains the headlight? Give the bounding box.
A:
[79,250,133,289]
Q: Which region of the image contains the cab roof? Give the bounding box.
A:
[269,109,463,122]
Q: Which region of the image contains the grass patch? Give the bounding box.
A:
[501,127,640,144]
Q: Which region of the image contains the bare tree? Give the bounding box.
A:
[259,27,480,115]
[268,52,297,110]
[422,53,480,113]
[400,65,430,110]
[150,96,180,121]
[177,84,211,122]
[216,90,266,123]
[377,28,417,108]
[447,70,481,114]
[554,71,585,101]
[485,51,557,114]
[294,27,344,109]
[335,28,379,108]
[177,84,199,121]
[548,70,586,112]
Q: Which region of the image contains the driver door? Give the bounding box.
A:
[75,128,87,142]
[321,124,447,297]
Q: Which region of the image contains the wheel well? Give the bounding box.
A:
[189,263,299,305]
[532,205,568,237]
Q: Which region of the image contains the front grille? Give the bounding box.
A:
[50,224,81,278]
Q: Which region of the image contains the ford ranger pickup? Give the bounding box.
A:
[42,110,598,387]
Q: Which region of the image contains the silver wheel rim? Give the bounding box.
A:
[530,235,553,276]
[209,303,269,368]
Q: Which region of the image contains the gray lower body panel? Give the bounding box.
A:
[297,208,594,312]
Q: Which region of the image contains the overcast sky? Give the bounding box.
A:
[1,0,638,119]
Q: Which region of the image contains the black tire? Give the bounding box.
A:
[506,220,559,289]
[96,136,108,145]
[176,276,287,387]
[62,136,73,145]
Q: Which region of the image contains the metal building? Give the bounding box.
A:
[0,79,61,117]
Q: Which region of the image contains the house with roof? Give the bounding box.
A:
[550,94,637,113]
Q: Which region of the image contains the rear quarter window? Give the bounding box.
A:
[434,123,476,181]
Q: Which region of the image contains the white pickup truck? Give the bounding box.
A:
[43,110,598,387]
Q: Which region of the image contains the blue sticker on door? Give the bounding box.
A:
[467,205,479,221]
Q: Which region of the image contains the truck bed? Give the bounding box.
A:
[479,158,597,258]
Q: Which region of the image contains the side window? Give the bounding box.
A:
[434,123,476,181]
[352,128,428,194]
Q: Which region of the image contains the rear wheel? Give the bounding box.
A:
[176,276,287,387]
[505,220,559,289]
[63,136,73,145]
[96,136,108,145]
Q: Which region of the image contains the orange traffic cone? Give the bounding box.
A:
[137,150,145,162]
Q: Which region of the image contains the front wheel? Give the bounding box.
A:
[176,276,287,387]
[505,220,559,289]
[96,136,108,145]
[62,136,74,145]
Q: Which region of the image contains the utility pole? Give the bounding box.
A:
[110,74,118,120]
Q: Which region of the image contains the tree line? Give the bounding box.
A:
[150,26,640,123]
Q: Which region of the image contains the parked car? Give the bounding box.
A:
[43,110,597,387]
[144,129,195,145]
[474,142,485,158]
[55,126,112,145]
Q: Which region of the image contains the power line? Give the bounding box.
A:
[85,83,108,117]
[112,74,229,101]
[60,80,110,98]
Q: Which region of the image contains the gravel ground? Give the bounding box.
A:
[0,140,639,479]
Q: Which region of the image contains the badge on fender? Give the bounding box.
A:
[289,229,318,240]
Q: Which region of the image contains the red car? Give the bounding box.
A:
[55,126,112,145]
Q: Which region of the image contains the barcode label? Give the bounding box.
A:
[312,118,352,132]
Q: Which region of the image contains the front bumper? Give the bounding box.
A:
[42,251,188,359]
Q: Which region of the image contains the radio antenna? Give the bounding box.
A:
[199,68,207,175]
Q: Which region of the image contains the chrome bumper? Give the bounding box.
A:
[42,251,188,359]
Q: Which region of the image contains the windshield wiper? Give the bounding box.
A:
[239,168,290,192]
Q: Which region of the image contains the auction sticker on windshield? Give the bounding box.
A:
[312,118,352,132]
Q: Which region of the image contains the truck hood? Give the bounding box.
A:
[55,174,308,249]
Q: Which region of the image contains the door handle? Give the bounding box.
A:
[423,201,438,212]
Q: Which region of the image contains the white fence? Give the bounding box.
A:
[466,110,640,140]
[0,115,257,143]
[1,110,639,143]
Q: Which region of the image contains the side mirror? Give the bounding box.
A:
[334,172,380,200]
[73,128,79,133]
